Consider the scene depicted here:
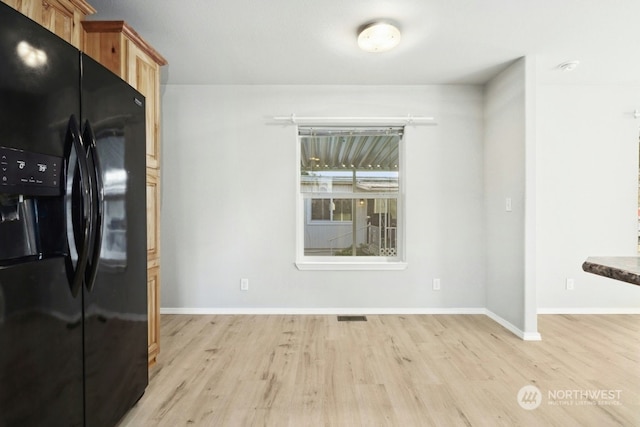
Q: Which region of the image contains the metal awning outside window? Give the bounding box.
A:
[299,127,402,172]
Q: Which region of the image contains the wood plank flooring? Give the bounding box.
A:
[118,314,640,426]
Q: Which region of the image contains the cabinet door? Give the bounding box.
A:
[128,42,161,169]
[82,21,166,170]
[147,265,160,365]
[41,0,75,46]
[146,168,160,264]
[1,0,95,49]
[1,0,41,21]
[146,164,160,365]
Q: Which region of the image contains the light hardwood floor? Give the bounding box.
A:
[118,314,640,426]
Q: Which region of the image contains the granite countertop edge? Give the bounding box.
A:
[582,257,640,287]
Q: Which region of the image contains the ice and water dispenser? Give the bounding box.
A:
[0,146,66,264]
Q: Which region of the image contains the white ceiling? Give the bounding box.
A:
[88,0,640,87]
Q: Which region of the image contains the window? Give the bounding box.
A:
[297,126,406,270]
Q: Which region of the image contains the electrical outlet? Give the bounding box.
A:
[505,197,512,212]
[566,278,574,291]
[433,278,441,291]
[240,278,249,291]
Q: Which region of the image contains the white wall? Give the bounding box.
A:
[159,79,640,317]
[536,83,640,311]
[483,58,530,332]
[160,85,486,311]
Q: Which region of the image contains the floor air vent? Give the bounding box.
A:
[337,315,367,322]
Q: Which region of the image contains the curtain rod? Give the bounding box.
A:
[271,114,437,125]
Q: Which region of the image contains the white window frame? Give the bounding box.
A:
[295,125,407,271]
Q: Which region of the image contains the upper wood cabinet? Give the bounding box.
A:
[1,0,95,49]
[82,21,167,169]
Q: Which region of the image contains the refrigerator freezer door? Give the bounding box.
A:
[81,54,148,427]
[0,4,84,426]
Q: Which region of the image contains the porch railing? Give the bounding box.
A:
[327,224,397,256]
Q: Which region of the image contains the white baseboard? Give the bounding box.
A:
[159,307,637,340]
[484,309,542,341]
[162,306,640,316]
[537,307,640,314]
[160,307,487,315]
[159,307,543,341]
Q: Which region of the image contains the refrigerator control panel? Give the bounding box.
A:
[0,146,62,196]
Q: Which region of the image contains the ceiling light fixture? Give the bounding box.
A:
[357,21,401,53]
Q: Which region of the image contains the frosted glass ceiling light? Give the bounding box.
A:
[357,21,401,53]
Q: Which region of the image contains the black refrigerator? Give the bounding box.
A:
[0,4,148,427]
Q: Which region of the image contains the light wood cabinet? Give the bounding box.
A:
[1,0,95,49]
[81,21,166,169]
[146,265,160,365]
[146,170,160,365]
[82,20,166,366]
[146,168,160,265]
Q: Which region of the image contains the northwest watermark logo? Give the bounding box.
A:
[517,385,623,410]
[517,385,542,410]
[547,389,623,406]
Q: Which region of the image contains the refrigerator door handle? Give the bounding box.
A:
[64,115,93,297]
[83,120,104,292]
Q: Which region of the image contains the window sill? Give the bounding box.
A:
[295,261,408,271]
